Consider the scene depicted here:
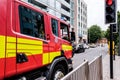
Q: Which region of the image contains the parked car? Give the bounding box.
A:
[101,44,105,47]
[83,44,89,49]
[75,44,85,53]
[89,44,97,48]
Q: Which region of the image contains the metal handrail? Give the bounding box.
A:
[61,55,103,80]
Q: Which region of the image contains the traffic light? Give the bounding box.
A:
[105,0,116,24]
[110,24,117,33]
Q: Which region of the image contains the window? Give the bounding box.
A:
[71,2,74,9]
[79,22,80,26]
[19,6,46,39]
[60,23,69,40]
[78,7,80,12]
[78,14,80,19]
[51,19,58,36]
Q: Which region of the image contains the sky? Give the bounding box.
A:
[84,0,120,31]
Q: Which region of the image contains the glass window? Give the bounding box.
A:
[78,7,80,12]
[71,19,74,25]
[71,11,74,17]
[51,19,58,36]
[79,22,80,26]
[19,5,46,39]
[78,0,80,3]
[71,2,74,9]
[60,23,69,40]
[78,14,80,19]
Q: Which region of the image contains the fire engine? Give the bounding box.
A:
[0,0,73,80]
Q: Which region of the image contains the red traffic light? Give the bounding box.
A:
[106,0,113,6]
[105,0,116,24]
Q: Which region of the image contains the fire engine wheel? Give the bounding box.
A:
[51,64,66,80]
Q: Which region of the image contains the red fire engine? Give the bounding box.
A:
[0,0,73,80]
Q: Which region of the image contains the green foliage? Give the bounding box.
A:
[117,11,120,45]
[105,28,110,41]
[113,11,120,45]
[88,25,102,43]
[101,31,106,38]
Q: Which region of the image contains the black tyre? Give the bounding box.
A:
[50,64,66,80]
[75,48,82,53]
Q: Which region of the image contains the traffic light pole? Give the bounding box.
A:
[118,23,120,56]
[110,24,113,79]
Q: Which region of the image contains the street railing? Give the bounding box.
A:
[89,56,103,80]
[61,56,103,80]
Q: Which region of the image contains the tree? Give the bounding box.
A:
[105,28,110,41]
[88,25,102,43]
[116,11,120,55]
[101,30,106,38]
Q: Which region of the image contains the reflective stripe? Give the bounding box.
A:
[17,38,43,55]
[7,43,16,49]
[6,50,16,57]
[6,36,16,58]
[17,50,42,56]
[50,51,61,63]
[18,38,43,45]
[43,53,49,65]
[7,36,16,42]
[62,45,72,51]
[0,35,43,58]
[0,36,5,58]
[6,43,16,57]
[0,35,64,66]
[17,44,43,50]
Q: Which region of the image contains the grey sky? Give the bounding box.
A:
[84,0,120,31]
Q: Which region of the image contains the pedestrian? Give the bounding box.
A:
[71,28,76,42]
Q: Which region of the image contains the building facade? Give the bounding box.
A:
[73,0,87,43]
[25,0,74,27]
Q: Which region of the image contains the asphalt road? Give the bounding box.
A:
[72,44,108,68]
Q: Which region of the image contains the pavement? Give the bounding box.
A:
[103,54,120,80]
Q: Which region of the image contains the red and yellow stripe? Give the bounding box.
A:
[0,35,72,65]
[62,44,72,51]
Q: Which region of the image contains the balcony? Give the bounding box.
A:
[57,0,70,8]
[34,0,48,6]
[61,9,70,17]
